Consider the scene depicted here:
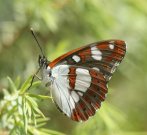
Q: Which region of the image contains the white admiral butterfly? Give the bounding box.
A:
[30,29,126,122]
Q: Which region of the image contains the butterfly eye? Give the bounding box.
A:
[46,66,52,77]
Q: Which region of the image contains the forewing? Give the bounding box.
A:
[50,65,107,121]
[49,40,126,81]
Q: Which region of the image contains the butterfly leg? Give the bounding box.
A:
[27,67,42,90]
[35,74,42,80]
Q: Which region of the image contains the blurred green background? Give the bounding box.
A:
[0,0,147,135]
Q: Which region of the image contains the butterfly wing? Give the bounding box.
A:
[48,39,126,121]
[50,65,107,121]
[49,40,126,81]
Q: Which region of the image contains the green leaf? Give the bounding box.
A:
[30,81,41,89]
[7,76,17,93]
[22,97,28,134]
[26,95,45,118]
[32,111,37,126]
[36,117,50,123]
[27,93,52,99]
[35,117,50,128]
[9,125,18,135]
[7,105,17,119]
[26,101,32,119]
[2,88,10,96]
[26,96,38,108]
[19,76,33,94]
[14,76,21,89]
[33,106,45,118]
[0,100,11,117]
[36,122,47,128]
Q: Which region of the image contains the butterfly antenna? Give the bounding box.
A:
[30,28,45,56]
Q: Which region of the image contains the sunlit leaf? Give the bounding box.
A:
[19,76,33,94]
[22,97,28,134]
[14,76,21,89]
[7,77,17,93]
[27,93,52,99]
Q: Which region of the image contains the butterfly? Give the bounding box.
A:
[30,30,126,122]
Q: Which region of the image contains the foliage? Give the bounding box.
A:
[0,76,64,135]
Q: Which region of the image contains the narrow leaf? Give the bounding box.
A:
[27,93,52,99]
[7,76,17,92]
[19,76,33,94]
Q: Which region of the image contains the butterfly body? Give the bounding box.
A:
[39,39,126,122]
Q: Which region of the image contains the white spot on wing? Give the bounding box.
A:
[78,92,83,96]
[51,65,75,117]
[75,68,91,92]
[111,66,116,73]
[71,91,79,102]
[92,67,100,71]
[109,44,114,50]
[109,41,115,44]
[91,46,102,60]
[72,55,81,62]
[52,65,69,78]
[92,55,102,60]
[115,62,120,66]
[91,46,102,55]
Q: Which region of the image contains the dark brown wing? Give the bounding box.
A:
[68,66,107,121]
[49,39,126,81]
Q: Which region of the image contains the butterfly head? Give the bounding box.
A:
[38,55,49,68]
[38,55,53,86]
